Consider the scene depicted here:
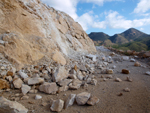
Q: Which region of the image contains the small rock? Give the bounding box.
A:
[122,69,130,74]
[126,76,132,82]
[13,78,23,89]
[112,65,116,69]
[6,76,12,82]
[68,74,77,79]
[6,71,13,76]
[41,102,48,107]
[35,95,42,100]
[39,82,58,94]
[115,78,122,82]
[87,96,99,106]
[65,94,76,109]
[21,96,29,100]
[123,88,130,92]
[117,93,123,96]
[134,62,141,67]
[28,77,44,85]
[29,89,38,94]
[50,99,64,112]
[130,58,135,62]
[69,79,82,90]
[18,71,28,79]
[21,84,31,95]
[76,92,91,105]
[90,79,97,85]
[145,71,150,75]
[76,71,84,81]
[106,69,113,74]
[122,56,129,61]
[57,79,72,87]
[106,75,113,79]
[86,78,91,84]
[58,86,69,92]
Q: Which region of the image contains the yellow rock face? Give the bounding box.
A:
[0,0,96,69]
[52,51,66,65]
[0,79,10,90]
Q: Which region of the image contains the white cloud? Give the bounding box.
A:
[41,0,78,19]
[134,0,150,13]
[76,10,150,31]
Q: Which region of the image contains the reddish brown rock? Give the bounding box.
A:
[122,69,130,74]
[6,71,13,76]
[0,79,10,89]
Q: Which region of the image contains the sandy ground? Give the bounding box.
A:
[1,50,150,113]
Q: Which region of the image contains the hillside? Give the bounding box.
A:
[88,32,109,41]
[88,28,150,51]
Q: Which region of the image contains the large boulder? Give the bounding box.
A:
[0,96,28,113]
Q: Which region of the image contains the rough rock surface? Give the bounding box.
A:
[50,99,64,112]
[0,96,28,113]
[87,96,99,106]
[65,94,76,109]
[76,92,91,105]
[39,82,58,94]
[0,0,96,70]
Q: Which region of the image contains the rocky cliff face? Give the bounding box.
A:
[0,0,96,69]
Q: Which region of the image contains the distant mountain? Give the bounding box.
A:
[88,32,109,42]
[89,28,149,45]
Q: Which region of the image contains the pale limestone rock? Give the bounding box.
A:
[87,96,99,106]
[52,51,66,65]
[35,95,42,100]
[130,58,135,62]
[21,84,31,95]
[58,86,69,92]
[86,78,92,84]
[13,78,23,89]
[39,82,58,94]
[50,99,64,112]
[106,75,113,79]
[68,74,77,79]
[53,66,68,82]
[122,56,129,61]
[77,71,84,81]
[0,96,28,113]
[28,77,44,85]
[126,76,132,82]
[86,54,97,62]
[69,79,82,90]
[57,79,72,87]
[65,94,76,109]
[76,92,91,105]
[123,88,130,92]
[18,71,28,79]
[146,71,150,75]
[6,76,12,82]
[115,78,122,82]
[91,79,97,85]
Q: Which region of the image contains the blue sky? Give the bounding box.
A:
[41,0,150,36]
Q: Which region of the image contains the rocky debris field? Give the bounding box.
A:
[0,46,150,113]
